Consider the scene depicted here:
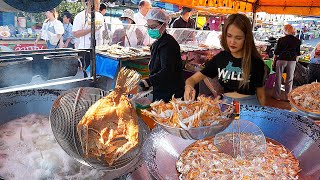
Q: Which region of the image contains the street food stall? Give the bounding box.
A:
[0,26,46,51]
[0,83,320,179]
[0,38,46,51]
[0,0,320,179]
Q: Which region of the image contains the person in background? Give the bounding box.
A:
[100,3,110,45]
[111,9,143,47]
[134,0,152,25]
[171,7,196,43]
[203,23,210,30]
[72,0,104,49]
[134,0,152,45]
[184,14,266,106]
[139,8,184,102]
[62,11,75,48]
[273,24,301,101]
[171,6,195,29]
[34,9,64,49]
[296,29,304,41]
[99,2,107,15]
[308,42,320,83]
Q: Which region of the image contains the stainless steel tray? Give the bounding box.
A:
[290,102,320,120]
[142,126,194,179]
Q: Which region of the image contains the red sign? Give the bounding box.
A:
[13,44,47,51]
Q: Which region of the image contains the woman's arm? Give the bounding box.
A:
[58,34,64,48]
[256,87,265,106]
[64,38,72,48]
[184,72,207,100]
[34,33,41,45]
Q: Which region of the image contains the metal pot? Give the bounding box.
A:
[142,105,320,179]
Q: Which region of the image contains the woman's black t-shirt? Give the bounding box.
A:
[200,51,265,95]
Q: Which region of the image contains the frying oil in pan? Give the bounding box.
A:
[0,114,107,179]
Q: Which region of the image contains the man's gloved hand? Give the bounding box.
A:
[139,79,151,91]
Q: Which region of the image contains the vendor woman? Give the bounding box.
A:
[139,8,184,102]
[184,14,266,106]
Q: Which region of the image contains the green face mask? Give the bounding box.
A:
[147,29,161,39]
[147,23,164,39]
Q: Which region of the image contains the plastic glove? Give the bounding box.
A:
[139,79,151,92]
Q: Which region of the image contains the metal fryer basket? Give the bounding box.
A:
[49,87,149,175]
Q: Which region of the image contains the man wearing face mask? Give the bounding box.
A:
[111,9,143,47]
[139,8,185,102]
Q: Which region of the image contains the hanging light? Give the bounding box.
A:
[244,1,247,11]
[214,0,218,8]
[219,0,232,9]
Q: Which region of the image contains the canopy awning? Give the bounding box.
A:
[257,0,320,16]
[0,0,19,12]
[158,0,253,14]
[158,0,320,16]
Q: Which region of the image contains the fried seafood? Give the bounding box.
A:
[77,68,141,166]
[288,82,320,114]
[141,96,233,129]
[177,137,300,180]
[97,44,150,58]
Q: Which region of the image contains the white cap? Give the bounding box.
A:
[145,7,171,24]
[121,9,135,22]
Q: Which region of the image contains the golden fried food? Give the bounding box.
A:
[142,96,233,129]
[288,82,320,115]
[77,68,141,166]
[177,137,300,179]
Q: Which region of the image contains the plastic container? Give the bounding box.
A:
[134,94,156,129]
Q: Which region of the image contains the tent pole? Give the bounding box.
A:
[252,0,259,28]
[90,0,97,82]
[300,16,304,40]
[252,12,256,28]
[195,11,199,29]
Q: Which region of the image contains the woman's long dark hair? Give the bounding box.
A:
[220,14,262,88]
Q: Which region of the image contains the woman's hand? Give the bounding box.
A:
[184,84,196,101]
[139,79,151,91]
[184,71,207,101]
[256,87,266,106]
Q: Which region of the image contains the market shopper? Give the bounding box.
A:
[171,7,195,29]
[134,0,152,25]
[62,11,75,48]
[100,3,110,45]
[308,42,320,83]
[111,9,143,47]
[273,24,301,101]
[99,2,107,15]
[184,13,266,106]
[72,0,105,49]
[171,7,196,43]
[134,0,152,45]
[139,8,185,102]
[34,9,64,49]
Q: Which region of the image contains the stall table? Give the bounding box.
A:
[89,52,151,88]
